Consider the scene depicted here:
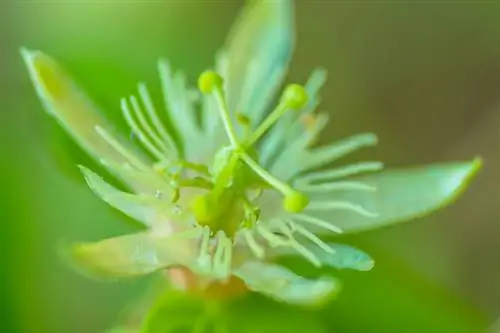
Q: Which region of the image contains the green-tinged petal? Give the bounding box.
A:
[67,230,200,278]
[304,158,482,233]
[223,0,294,125]
[234,261,340,306]
[79,166,178,227]
[21,48,153,191]
[274,243,374,271]
[272,132,379,181]
[158,60,208,161]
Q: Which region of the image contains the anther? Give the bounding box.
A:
[283,190,309,213]
[281,84,309,109]
[198,71,223,94]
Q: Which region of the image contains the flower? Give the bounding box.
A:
[22,0,481,306]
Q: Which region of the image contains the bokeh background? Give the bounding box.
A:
[2,1,500,332]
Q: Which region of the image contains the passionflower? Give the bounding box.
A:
[22,0,480,306]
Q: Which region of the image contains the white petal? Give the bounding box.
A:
[21,48,154,192]
[234,261,340,306]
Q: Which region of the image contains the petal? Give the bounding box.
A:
[272,132,379,181]
[303,158,482,233]
[66,230,200,278]
[274,243,374,271]
[234,261,340,306]
[79,166,177,228]
[223,0,294,125]
[21,48,153,191]
[157,61,208,161]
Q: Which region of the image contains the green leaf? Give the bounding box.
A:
[65,230,200,279]
[106,328,138,333]
[322,245,489,333]
[303,158,482,233]
[142,289,326,333]
[21,48,153,192]
[141,289,207,333]
[233,261,341,306]
[222,0,294,125]
[275,243,374,271]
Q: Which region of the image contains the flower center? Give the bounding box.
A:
[190,71,311,235]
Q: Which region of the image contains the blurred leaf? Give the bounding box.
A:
[325,251,489,333]
[142,289,326,333]
[307,158,482,233]
[281,244,489,333]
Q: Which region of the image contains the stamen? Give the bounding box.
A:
[243,229,265,259]
[137,83,177,154]
[197,226,212,273]
[276,221,321,267]
[246,84,308,146]
[297,181,377,192]
[296,161,384,185]
[245,100,289,146]
[238,151,309,212]
[306,201,378,217]
[121,98,165,161]
[291,214,343,234]
[256,225,289,247]
[198,71,239,147]
[94,126,149,171]
[213,232,232,279]
[288,221,335,254]
[129,95,172,155]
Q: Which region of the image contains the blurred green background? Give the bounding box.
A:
[2,1,499,332]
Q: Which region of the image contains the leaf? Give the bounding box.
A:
[21,48,152,192]
[275,243,374,271]
[321,245,489,333]
[302,158,482,233]
[142,289,326,333]
[65,230,200,279]
[141,289,207,333]
[222,0,294,125]
[234,261,341,306]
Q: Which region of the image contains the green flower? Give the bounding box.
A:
[22,0,480,306]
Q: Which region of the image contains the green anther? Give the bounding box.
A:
[283,190,309,213]
[198,70,223,94]
[280,83,309,109]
